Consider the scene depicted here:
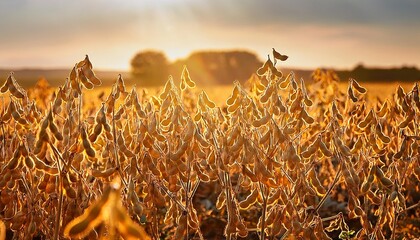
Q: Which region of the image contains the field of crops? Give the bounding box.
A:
[0,52,419,240]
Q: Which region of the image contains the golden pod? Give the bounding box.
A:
[69,65,77,83]
[396,85,406,100]
[289,93,303,114]
[260,85,274,103]
[201,91,216,108]
[226,85,239,106]
[360,178,372,194]
[64,187,112,239]
[375,123,390,144]
[301,136,321,159]
[398,111,414,129]
[17,115,28,125]
[52,94,62,114]
[373,166,385,179]
[239,188,259,210]
[394,137,407,159]
[168,175,180,192]
[377,100,389,118]
[290,77,298,90]
[180,78,186,90]
[265,207,277,226]
[9,81,25,99]
[194,163,210,182]
[334,137,352,157]
[227,97,242,113]
[132,203,143,216]
[272,48,288,61]
[366,190,381,205]
[351,78,367,93]
[114,106,125,121]
[309,169,326,196]
[11,106,22,122]
[319,140,332,157]
[348,84,358,102]
[24,156,34,169]
[116,74,126,93]
[350,137,363,154]
[279,74,290,89]
[252,113,270,127]
[369,134,386,155]
[96,104,107,125]
[81,63,101,85]
[242,165,258,182]
[266,189,281,205]
[354,206,364,217]
[270,66,283,78]
[358,109,374,129]
[45,178,57,194]
[159,78,172,100]
[303,95,313,106]
[181,65,195,88]
[216,191,226,210]
[91,167,116,178]
[49,122,63,141]
[379,176,393,189]
[63,178,77,199]
[0,74,12,93]
[259,130,271,145]
[237,221,248,238]
[34,156,59,175]
[78,69,94,89]
[82,140,95,157]
[342,164,356,190]
[89,124,102,142]
[1,102,12,122]
[195,131,209,148]
[6,155,20,170]
[230,135,244,153]
[160,95,171,114]
[331,101,344,122]
[300,108,314,124]
[37,174,50,190]
[187,206,199,230]
[257,57,273,76]
[389,191,398,202]
[182,120,195,142]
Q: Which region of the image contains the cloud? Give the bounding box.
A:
[0,2,141,45]
[0,0,419,69]
[186,0,420,27]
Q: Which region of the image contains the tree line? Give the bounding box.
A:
[130,50,261,86]
[130,50,420,86]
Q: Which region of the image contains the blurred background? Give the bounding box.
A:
[0,0,419,87]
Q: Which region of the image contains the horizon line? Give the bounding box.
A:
[1,63,419,73]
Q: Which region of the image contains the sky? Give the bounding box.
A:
[0,0,419,71]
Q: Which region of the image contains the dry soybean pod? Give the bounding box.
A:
[351,78,367,94]
[358,109,374,129]
[226,84,239,106]
[377,100,389,118]
[239,187,259,210]
[201,90,216,108]
[64,187,112,238]
[375,122,390,144]
[348,83,358,102]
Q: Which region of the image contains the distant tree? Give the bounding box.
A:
[130,51,169,86]
[170,51,262,85]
